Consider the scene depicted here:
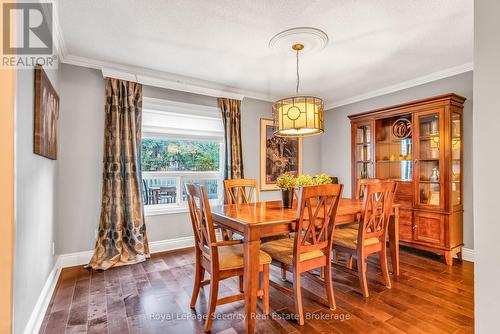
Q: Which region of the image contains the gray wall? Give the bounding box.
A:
[56,64,324,252]
[56,64,105,254]
[13,67,59,333]
[474,1,500,332]
[321,71,474,249]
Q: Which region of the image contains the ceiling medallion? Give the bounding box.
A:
[271,28,328,137]
[269,27,329,55]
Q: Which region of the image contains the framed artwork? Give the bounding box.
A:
[34,64,60,160]
[260,118,302,191]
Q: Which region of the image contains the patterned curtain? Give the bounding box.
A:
[87,78,150,270]
[219,97,244,180]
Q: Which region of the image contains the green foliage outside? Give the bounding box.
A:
[141,138,220,171]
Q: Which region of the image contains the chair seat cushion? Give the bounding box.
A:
[218,244,272,271]
[333,228,379,250]
[260,238,324,265]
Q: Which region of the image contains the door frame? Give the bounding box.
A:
[0,0,16,331]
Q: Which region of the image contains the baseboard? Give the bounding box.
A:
[149,235,195,254]
[56,235,195,269]
[57,249,94,268]
[23,260,62,334]
[24,235,195,334]
[458,247,475,262]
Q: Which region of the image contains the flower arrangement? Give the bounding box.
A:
[313,173,333,185]
[277,172,333,190]
[296,174,314,187]
[276,172,297,191]
[276,172,334,208]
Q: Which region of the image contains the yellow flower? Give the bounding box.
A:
[276,173,297,191]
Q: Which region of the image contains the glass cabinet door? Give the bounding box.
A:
[414,110,444,208]
[354,123,373,181]
[451,111,462,206]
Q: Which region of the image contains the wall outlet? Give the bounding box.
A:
[52,242,55,256]
[94,228,98,239]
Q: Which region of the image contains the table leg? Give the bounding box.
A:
[244,236,260,334]
[388,207,400,277]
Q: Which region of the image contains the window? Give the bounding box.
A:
[141,98,224,215]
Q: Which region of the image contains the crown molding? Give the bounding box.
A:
[326,62,474,110]
[64,54,473,110]
[59,54,279,102]
[39,0,67,61]
[51,0,67,60]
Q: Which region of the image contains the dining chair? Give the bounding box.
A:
[185,183,271,332]
[224,178,259,204]
[355,178,383,200]
[222,179,259,240]
[261,183,344,325]
[340,178,384,268]
[223,178,288,245]
[332,181,397,298]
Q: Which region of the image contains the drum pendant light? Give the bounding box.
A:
[272,43,324,137]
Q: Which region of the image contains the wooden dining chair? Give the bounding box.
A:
[224,178,259,204]
[356,178,383,200]
[222,179,259,240]
[261,183,344,325]
[348,178,385,229]
[185,183,271,333]
[332,181,397,298]
[338,178,385,268]
[223,178,288,245]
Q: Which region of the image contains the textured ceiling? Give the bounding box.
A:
[57,0,473,105]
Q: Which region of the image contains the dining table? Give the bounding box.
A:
[211,198,400,333]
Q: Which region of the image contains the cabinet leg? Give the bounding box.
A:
[444,251,453,266]
[456,250,463,262]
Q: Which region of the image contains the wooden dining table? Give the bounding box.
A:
[211,198,400,333]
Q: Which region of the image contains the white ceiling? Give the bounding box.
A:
[56,0,473,107]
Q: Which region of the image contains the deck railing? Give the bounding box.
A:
[142,171,222,213]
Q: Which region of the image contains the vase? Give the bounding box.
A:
[281,189,294,208]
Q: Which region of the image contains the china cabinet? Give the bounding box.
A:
[349,94,465,265]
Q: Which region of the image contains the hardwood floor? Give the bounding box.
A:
[40,247,474,334]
